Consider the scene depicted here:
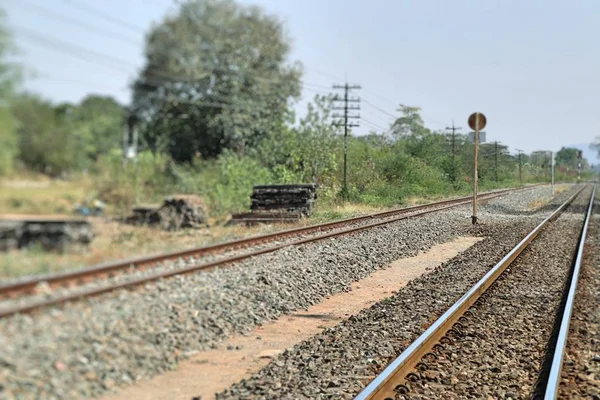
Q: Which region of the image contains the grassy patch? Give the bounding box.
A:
[0,177,93,215]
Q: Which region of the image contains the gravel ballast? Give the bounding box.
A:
[217,186,582,399]
[0,185,573,399]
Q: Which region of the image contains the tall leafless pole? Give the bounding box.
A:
[494,141,499,182]
[445,121,462,181]
[516,149,523,187]
[333,83,361,199]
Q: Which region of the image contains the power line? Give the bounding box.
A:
[361,112,392,127]
[10,6,445,132]
[65,0,146,34]
[14,26,135,74]
[362,98,397,120]
[5,4,365,116]
[13,28,315,108]
[26,0,343,88]
[362,86,449,126]
[359,107,392,126]
[12,24,333,96]
[304,66,343,81]
[303,81,334,91]
[33,75,127,92]
[14,32,330,107]
[10,0,141,46]
[13,27,389,129]
[361,117,388,132]
[361,87,397,107]
[17,1,449,131]
[8,4,329,89]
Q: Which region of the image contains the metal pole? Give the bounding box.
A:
[451,128,456,181]
[551,151,555,196]
[517,149,523,187]
[343,84,348,199]
[494,141,499,182]
[445,121,462,182]
[472,115,479,225]
[577,151,581,182]
[333,83,360,200]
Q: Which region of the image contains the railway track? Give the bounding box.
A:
[0,186,536,318]
[355,185,593,400]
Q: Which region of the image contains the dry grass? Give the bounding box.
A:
[527,199,548,210]
[0,177,94,216]
[526,184,569,210]
[554,184,569,194]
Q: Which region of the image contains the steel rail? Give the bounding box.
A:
[0,189,522,318]
[0,186,534,299]
[354,185,587,400]
[543,186,595,399]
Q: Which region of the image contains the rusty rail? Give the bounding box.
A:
[0,185,543,318]
[0,186,535,299]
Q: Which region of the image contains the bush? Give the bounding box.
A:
[172,150,274,216]
[95,150,172,214]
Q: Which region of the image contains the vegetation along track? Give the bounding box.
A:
[0,186,539,318]
[355,185,593,400]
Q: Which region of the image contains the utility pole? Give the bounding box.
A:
[494,141,499,182]
[445,121,462,181]
[577,150,583,182]
[551,151,555,196]
[123,113,139,164]
[516,149,523,187]
[124,113,139,205]
[333,83,361,199]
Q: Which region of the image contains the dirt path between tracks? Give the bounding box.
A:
[101,236,481,400]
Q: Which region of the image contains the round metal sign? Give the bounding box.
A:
[468,112,487,131]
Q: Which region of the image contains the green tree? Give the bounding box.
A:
[479,141,512,182]
[0,8,20,175]
[590,139,600,159]
[294,95,340,183]
[555,147,579,171]
[69,95,125,168]
[133,0,301,162]
[252,95,340,184]
[390,105,425,138]
[12,94,75,176]
[391,106,451,176]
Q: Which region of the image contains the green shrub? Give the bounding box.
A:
[172,150,274,216]
[95,150,172,214]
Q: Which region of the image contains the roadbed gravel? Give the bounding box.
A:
[0,185,574,399]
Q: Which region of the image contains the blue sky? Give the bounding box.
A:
[3,0,600,158]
